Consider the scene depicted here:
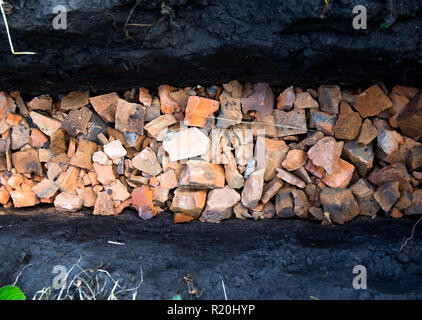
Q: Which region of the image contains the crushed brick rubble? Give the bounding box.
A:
[0,81,421,224]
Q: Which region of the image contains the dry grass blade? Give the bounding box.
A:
[398,216,422,253]
[320,0,331,18]
[12,263,33,286]
[32,256,143,300]
[193,113,315,132]
[0,0,37,54]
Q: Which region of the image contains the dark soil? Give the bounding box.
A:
[1,0,422,300]
[1,207,421,300]
[0,0,421,95]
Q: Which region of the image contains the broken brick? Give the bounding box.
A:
[241,169,265,209]
[357,119,378,145]
[179,160,225,189]
[374,181,400,212]
[158,85,179,114]
[11,118,31,150]
[281,149,307,171]
[320,188,359,224]
[61,106,92,137]
[115,99,145,135]
[70,139,97,170]
[388,85,420,128]
[264,138,289,181]
[261,177,283,203]
[407,146,422,171]
[275,188,295,218]
[405,189,422,215]
[216,90,242,128]
[56,165,80,194]
[163,127,210,162]
[89,92,119,123]
[377,129,404,156]
[131,186,157,220]
[144,114,177,139]
[10,180,40,208]
[353,85,393,118]
[322,159,355,189]
[157,170,178,190]
[32,178,58,199]
[294,92,318,109]
[223,80,243,99]
[368,162,412,192]
[61,90,89,110]
[276,168,306,189]
[12,147,42,175]
[28,95,52,111]
[30,128,48,149]
[174,212,195,224]
[50,129,67,155]
[132,147,162,176]
[105,180,130,202]
[139,87,152,107]
[93,163,115,185]
[273,109,307,137]
[276,86,295,110]
[200,187,241,223]
[377,136,420,165]
[171,188,207,219]
[317,85,341,114]
[184,96,220,129]
[396,91,422,138]
[334,102,362,140]
[0,185,10,204]
[342,141,374,177]
[103,140,127,160]
[291,189,310,219]
[308,137,343,175]
[311,111,337,136]
[241,82,274,116]
[93,191,115,215]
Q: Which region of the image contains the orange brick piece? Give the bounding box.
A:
[30,128,49,148]
[174,212,195,224]
[184,96,220,128]
[131,185,157,220]
[158,85,179,114]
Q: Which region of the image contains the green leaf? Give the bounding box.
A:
[0,286,26,300]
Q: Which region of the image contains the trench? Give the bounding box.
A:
[0,0,422,300]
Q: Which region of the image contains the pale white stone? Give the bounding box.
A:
[163,127,210,162]
[92,151,110,165]
[54,192,83,212]
[132,147,162,176]
[103,140,127,160]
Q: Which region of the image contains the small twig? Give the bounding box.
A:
[221,280,228,300]
[107,240,125,245]
[107,13,120,30]
[32,287,51,300]
[0,0,37,54]
[193,113,314,132]
[57,256,82,300]
[123,0,141,41]
[398,216,422,253]
[12,263,33,286]
[127,16,165,28]
[107,280,120,300]
[320,0,331,19]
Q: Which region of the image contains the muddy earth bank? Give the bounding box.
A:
[0,0,421,95]
[0,208,421,299]
[0,0,422,300]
